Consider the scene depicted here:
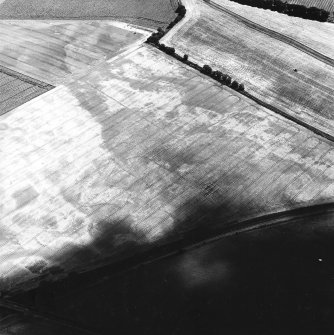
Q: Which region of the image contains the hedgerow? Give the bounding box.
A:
[229,0,329,22]
[146,3,245,92]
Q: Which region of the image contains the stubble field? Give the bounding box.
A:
[212,0,334,58]
[1,46,333,292]
[0,68,52,114]
[0,0,177,28]
[163,0,334,137]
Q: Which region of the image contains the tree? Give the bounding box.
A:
[215,71,223,80]
[231,80,239,89]
[224,75,232,86]
[146,34,159,44]
[176,5,186,16]
[307,7,329,21]
[174,15,182,24]
[212,70,222,81]
[238,83,245,91]
[159,43,167,51]
[167,22,175,29]
[202,64,212,75]
[212,70,218,78]
[165,46,176,55]
[227,0,328,21]
[318,9,329,21]
[183,54,189,62]
[272,0,285,12]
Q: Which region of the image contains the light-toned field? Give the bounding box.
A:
[0,0,177,28]
[163,0,334,137]
[0,21,148,85]
[286,0,334,12]
[1,45,333,292]
[212,0,334,58]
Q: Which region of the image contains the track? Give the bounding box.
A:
[206,0,334,68]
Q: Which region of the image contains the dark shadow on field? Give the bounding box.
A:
[11,189,253,295]
[6,197,334,335]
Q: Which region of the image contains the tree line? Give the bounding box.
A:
[146,4,245,92]
[147,4,187,44]
[229,0,330,22]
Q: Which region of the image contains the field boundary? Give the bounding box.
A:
[159,42,334,142]
[226,0,330,21]
[146,1,334,143]
[207,0,334,67]
[0,65,54,89]
[0,15,168,25]
[145,42,334,142]
[243,91,334,142]
[150,41,334,142]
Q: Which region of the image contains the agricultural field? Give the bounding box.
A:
[29,211,334,335]
[0,21,148,85]
[0,0,177,28]
[212,0,334,58]
[0,67,52,115]
[163,0,334,137]
[1,45,333,293]
[286,0,334,12]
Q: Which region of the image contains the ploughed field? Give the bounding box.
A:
[0,67,53,115]
[286,0,334,12]
[0,0,177,28]
[1,46,333,293]
[164,0,334,137]
[0,21,147,86]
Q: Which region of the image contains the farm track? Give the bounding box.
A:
[207,0,334,67]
